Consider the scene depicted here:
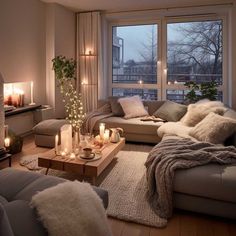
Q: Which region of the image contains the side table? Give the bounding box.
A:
[0,154,12,167]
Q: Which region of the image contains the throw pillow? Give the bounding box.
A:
[189,112,236,144]
[180,102,226,127]
[108,96,124,117]
[118,96,148,119]
[153,100,187,122]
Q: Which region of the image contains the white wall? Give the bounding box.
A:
[46,3,76,118]
[0,0,46,105]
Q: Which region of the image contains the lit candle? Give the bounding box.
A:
[99,123,105,139]
[55,134,59,155]
[4,138,10,148]
[29,81,36,105]
[104,129,110,143]
[174,80,178,84]
[60,151,66,158]
[70,153,76,159]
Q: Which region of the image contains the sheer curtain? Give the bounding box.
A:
[77,11,103,112]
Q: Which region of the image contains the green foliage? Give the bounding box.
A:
[184,81,218,103]
[52,56,85,130]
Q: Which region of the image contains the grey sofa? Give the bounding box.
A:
[0,168,108,236]
[97,99,236,219]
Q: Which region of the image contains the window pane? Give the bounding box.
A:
[112,88,157,100]
[166,90,223,103]
[112,24,158,84]
[167,20,223,85]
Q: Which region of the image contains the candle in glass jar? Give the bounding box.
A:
[104,129,110,143]
[99,123,105,139]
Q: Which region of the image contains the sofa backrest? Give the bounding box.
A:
[98,99,164,116]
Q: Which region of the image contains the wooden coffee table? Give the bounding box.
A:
[38,138,125,184]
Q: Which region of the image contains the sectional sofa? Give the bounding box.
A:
[95,98,236,219]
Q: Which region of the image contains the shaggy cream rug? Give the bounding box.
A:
[21,144,167,227]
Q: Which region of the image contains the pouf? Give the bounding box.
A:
[33,119,68,148]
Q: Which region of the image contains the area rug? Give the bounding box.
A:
[20,144,167,227]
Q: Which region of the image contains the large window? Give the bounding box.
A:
[112,24,159,99]
[110,17,226,103]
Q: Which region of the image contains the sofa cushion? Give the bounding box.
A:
[153,100,187,122]
[108,96,124,117]
[33,119,68,136]
[118,96,148,119]
[174,163,236,203]
[189,112,236,144]
[0,168,42,201]
[94,116,163,136]
[0,203,14,236]
[180,103,226,126]
[4,200,47,236]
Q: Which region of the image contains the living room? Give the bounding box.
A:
[0,0,236,235]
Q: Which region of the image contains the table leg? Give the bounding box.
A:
[45,168,49,175]
[9,157,11,167]
[92,177,96,186]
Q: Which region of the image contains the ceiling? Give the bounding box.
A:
[41,0,231,12]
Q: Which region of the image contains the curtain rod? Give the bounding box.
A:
[103,2,233,15]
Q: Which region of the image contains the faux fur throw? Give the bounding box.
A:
[81,104,113,134]
[145,138,236,219]
[31,181,112,236]
[157,121,195,140]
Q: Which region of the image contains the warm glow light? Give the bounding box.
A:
[81,80,88,85]
[167,81,171,85]
[157,60,161,65]
[138,80,143,84]
[164,68,168,74]
[4,138,10,148]
[174,80,178,84]
[99,123,105,139]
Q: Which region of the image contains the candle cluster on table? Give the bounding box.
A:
[4,88,25,107]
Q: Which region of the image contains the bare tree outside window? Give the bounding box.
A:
[167,20,223,85]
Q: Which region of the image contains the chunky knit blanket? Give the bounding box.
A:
[81,103,113,134]
[145,138,236,219]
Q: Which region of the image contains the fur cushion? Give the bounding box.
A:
[180,101,226,127]
[153,100,187,122]
[31,181,112,236]
[189,112,236,144]
[118,96,148,119]
[157,122,195,140]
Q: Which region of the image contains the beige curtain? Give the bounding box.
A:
[77,12,103,112]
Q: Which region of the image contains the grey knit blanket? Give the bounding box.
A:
[145,138,236,219]
[80,104,113,134]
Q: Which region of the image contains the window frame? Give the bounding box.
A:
[108,14,228,104]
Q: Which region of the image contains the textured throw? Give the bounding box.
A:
[81,103,113,134]
[31,181,112,236]
[145,138,236,219]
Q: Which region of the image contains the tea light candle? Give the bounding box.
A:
[55,134,59,154]
[70,153,76,159]
[4,138,10,148]
[104,129,110,143]
[99,123,105,139]
[60,151,66,158]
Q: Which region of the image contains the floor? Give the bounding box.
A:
[0,135,236,236]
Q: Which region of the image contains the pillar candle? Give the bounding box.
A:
[99,123,105,139]
[4,138,10,148]
[55,134,59,154]
[104,129,110,143]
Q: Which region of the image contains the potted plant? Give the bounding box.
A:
[52,56,85,131]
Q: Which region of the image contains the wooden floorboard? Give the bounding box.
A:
[1,134,236,236]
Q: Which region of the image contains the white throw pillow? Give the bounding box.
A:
[118,96,148,119]
[189,112,236,144]
[180,101,226,127]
